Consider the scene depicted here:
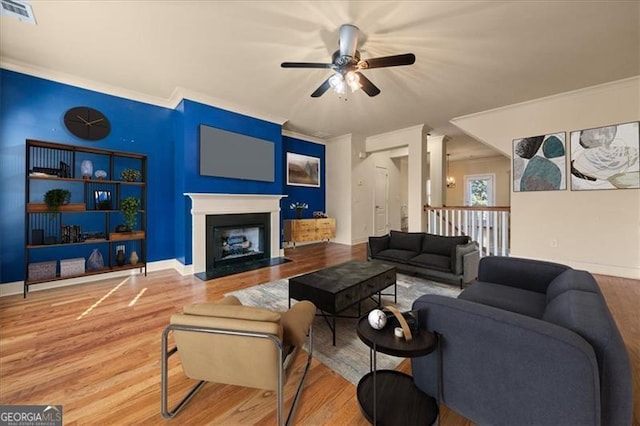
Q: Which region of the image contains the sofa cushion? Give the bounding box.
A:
[546,270,599,302]
[408,253,452,272]
[389,230,424,252]
[368,235,390,257]
[459,281,547,319]
[422,233,469,256]
[373,248,417,264]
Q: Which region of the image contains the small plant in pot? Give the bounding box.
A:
[120,168,141,182]
[120,196,140,231]
[44,189,71,212]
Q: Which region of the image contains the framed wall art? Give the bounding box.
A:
[570,121,640,191]
[512,132,566,192]
[94,190,112,210]
[286,152,320,187]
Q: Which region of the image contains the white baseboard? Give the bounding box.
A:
[0,259,189,297]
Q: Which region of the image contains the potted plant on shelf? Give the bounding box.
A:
[120,196,140,231]
[290,202,308,219]
[120,168,141,182]
[44,189,71,212]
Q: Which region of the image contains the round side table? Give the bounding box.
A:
[356,315,438,425]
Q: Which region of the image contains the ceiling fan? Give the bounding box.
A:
[281,24,416,98]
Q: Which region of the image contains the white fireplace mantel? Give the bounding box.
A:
[186,193,286,274]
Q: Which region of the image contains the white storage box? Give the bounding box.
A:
[60,257,85,277]
[28,261,56,281]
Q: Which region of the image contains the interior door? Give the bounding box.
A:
[374,166,388,236]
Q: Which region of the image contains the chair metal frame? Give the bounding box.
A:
[161,323,313,425]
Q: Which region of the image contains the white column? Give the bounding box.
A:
[407,129,428,231]
[427,135,447,207]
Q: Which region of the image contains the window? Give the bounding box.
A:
[464,174,495,206]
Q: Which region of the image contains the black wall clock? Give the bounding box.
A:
[64,106,111,140]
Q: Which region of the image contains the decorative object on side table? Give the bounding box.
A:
[44,189,71,212]
[290,202,308,219]
[367,309,387,330]
[80,160,94,179]
[120,196,141,231]
[120,168,141,182]
[130,251,139,265]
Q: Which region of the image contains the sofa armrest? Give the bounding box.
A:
[411,295,600,425]
[477,256,572,293]
[453,241,479,282]
[367,235,390,259]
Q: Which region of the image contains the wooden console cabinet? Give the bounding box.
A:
[284,218,336,247]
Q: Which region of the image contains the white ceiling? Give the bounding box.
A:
[1,1,638,160]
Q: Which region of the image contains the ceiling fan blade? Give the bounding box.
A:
[281,62,334,69]
[339,24,359,57]
[311,78,332,97]
[356,72,381,97]
[359,53,415,69]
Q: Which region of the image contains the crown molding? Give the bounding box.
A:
[451,75,640,125]
[0,59,173,108]
[281,130,325,145]
[168,86,287,125]
[1,59,289,125]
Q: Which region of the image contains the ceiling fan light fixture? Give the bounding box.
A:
[329,73,346,95]
[346,71,361,92]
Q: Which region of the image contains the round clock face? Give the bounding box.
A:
[64,106,111,140]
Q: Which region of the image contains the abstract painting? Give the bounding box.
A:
[513,132,566,192]
[570,122,640,191]
[287,153,320,187]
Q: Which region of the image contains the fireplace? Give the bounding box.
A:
[206,213,270,273]
[186,193,287,279]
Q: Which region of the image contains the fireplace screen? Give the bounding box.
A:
[216,226,264,260]
[206,212,271,274]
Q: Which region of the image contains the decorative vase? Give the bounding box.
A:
[130,251,139,265]
[116,249,126,266]
[296,208,303,219]
[81,160,93,179]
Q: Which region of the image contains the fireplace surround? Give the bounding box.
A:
[186,193,286,278]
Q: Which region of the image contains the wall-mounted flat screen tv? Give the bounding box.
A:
[199,124,275,182]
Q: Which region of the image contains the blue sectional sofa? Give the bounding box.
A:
[367,230,480,287]
[411,256,633,425]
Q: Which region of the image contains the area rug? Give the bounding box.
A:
[227,273,461,385]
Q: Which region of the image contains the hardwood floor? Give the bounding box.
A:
[0,243,638,425]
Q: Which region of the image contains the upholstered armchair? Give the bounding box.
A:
[161,295,316,425]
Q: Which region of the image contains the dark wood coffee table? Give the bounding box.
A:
[288,260,396,345]
[356,315,438,425]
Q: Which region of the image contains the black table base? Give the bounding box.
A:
[357,370,438,425]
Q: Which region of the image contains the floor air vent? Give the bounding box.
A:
[1,0,36,24]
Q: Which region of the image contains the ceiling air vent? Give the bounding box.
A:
[1,0,36,24]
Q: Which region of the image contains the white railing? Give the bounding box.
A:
[425,206,511,257]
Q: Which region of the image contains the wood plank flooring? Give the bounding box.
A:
[0,243,638,425]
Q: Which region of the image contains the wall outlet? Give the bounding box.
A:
[550,239,559,248]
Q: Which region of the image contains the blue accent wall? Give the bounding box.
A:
[282,136,326,220]
[0,69,326,284]
[0,70,175,283]
[174,99,284,265]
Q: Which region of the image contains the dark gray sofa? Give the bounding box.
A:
[411,256,633,426]
[367,230,479,287]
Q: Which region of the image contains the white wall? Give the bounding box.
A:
[325,134,352,245]
[451,77,640,278]
[351,134,373,244]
